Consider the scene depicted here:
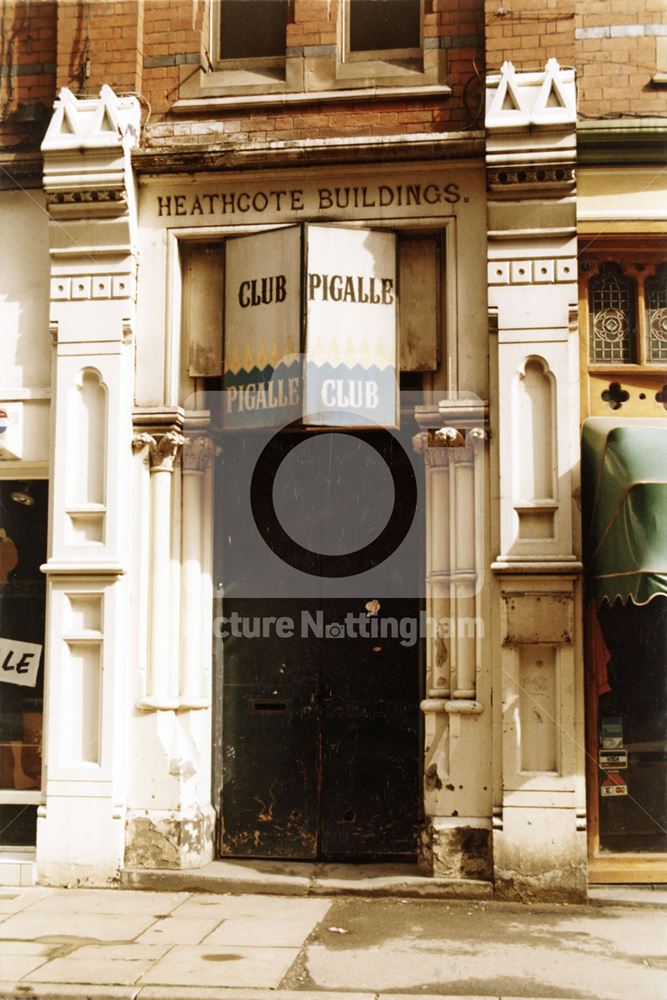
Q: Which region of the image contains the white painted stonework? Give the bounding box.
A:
[37,86,140,884]
[0,65,591,899]
[486,60,587,900]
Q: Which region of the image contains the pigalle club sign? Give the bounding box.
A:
[223,225,398,428]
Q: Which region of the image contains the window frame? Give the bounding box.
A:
[339,0,424,74]
[210,0,289,84]
[581,250,667,372]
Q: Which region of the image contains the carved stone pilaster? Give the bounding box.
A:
[413,399,490,878]
[485,60,586,902]
[37,86,141,886]
[182,435,218,472]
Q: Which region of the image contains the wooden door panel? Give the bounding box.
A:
[221,598,319,858]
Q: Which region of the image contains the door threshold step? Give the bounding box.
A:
[121,859,493,898]
[0,851,36,887]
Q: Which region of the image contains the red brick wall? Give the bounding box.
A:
[140,0,205,122]
[575,0,667,116]
[0,0,56,149]
[286,0,339,49]
[1,0,664,155]
[56,0,143,94]
[483,0,576,72]
[140,0,486,146]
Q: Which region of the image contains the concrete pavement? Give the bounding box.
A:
[0,885,665,1000]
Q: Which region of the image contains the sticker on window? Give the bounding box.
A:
[0,638,42,688]
[601,771,628,797]
[601,716,623,749]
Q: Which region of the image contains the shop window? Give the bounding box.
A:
[217,0,289,60]
[348,0,421,56]
[0,480,47,846]
[585,257,667,367]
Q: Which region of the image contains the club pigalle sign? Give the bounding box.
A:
[223,225,397,428]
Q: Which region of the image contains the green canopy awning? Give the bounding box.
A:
[582,417,667,606]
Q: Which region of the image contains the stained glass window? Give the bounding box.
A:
[646,264,667,365]
[589,262,636,364]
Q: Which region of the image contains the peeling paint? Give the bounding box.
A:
[124,806,215,870]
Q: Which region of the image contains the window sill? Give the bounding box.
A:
[172,81,451,114]
[336,53,423,80]
[588,364,667,375]
[207,65,286,88]
[178,63,293,100]
[177,43,447,108]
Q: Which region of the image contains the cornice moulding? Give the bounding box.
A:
[132,132,485,174]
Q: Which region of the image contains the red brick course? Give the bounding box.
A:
[576,0,667,116]
[0,0,664,153]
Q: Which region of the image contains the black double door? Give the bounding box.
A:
[218,430,422,859]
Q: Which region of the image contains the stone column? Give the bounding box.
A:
[124,416,215,870]
[415,399,492,881]
[134,430,184,711]
[486,60,586,901]
[180,434,217,709]
[37,86,140,885]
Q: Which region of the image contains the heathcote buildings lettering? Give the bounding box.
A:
[156,181,462,218]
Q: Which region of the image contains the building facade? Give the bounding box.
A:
[0,0,664,898]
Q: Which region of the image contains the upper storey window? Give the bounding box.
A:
[589,263,636,365]
[188,0,440,102]
[586,258,667,367]
[646,263,667,364]
[348,0,420,56]
[217,0,289,61]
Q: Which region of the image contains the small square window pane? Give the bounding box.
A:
[219,0,288,60]
[350,0,420,53]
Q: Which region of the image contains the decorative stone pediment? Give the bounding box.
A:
[486,59,576,132]
[485,60,577,203]
[41,85,141,220]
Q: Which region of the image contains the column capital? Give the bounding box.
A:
[133,430,184,472]
[182,435,219,472]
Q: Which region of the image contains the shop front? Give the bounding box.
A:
[0,480,48,849]
[132,159,493,874]
[583,418,667,882]
[1,65,593,899]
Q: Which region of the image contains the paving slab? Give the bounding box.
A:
[282,896,667,1000]
[0,909,156,942]
[184,894,331,947]
[0,955,51,980]
[0,985,138,999]
[0,940,53,955]
[138,944,301,989]
[24,944,171,986]
[173,893,329,920]
[136,914,225,945]
[136,990,375,1000]
[25,889,189,916]
[0,888,50,914]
